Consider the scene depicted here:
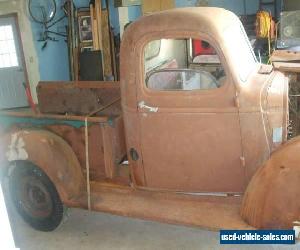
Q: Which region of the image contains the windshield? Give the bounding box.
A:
[223,23,257,82]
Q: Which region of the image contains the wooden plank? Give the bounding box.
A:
[73,47,79,81]
[95,0,103,50]
[71,2,76,80]
[93,19,99,50]
[142,0,174,15]
[142,0,160,15]
[102,10,113,77]
[95,0,105,78]
[106,0,117,79]
[160,0,174,11]
[66,0,74,80]
[37,81,121,115]
[271,50,300,62]
[273,62,300,73]
[110,28,117,79]
[90,4,98,50]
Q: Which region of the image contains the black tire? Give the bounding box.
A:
[9,161,64,231]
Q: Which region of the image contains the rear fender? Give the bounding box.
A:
[241,136,300,229]
[0,129,85,202]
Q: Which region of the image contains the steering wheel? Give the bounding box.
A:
[212,67,225,80]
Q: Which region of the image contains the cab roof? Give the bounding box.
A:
[123,7,240,44]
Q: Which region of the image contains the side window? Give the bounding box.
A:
[144,38,226,91]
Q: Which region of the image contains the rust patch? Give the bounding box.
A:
[46,124,106,181]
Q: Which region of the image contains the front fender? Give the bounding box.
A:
[0,129,85,202]
[241,136,300,229]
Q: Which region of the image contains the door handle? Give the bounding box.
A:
[138,101,158,112]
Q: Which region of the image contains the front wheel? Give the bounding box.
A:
[9,161,64,231]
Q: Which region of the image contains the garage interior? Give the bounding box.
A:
[1,0,300,249]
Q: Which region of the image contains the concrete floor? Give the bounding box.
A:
[5,198,299,250]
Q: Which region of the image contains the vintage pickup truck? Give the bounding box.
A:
[0,7,297,233]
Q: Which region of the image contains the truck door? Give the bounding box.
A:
[136,37,244,193]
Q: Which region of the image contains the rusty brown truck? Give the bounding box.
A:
[0,7,297,233]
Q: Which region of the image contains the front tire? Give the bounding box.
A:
[9,161,64,231]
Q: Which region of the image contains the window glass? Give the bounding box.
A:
[144,38,226,91]
[0,25,18,69]
[223,24,257,82]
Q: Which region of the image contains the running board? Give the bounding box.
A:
[67,183,254,231]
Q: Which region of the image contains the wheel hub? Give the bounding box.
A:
[20,176,53,218]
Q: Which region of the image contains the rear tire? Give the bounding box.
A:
[9,161,64,231]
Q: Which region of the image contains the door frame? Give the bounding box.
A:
[136,31,238,112]
[0,13,30,95]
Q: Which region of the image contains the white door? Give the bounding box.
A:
[0,16,28,109]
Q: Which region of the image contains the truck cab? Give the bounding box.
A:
[121,7,288,193]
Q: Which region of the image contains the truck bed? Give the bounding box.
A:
[0,105,128,184]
